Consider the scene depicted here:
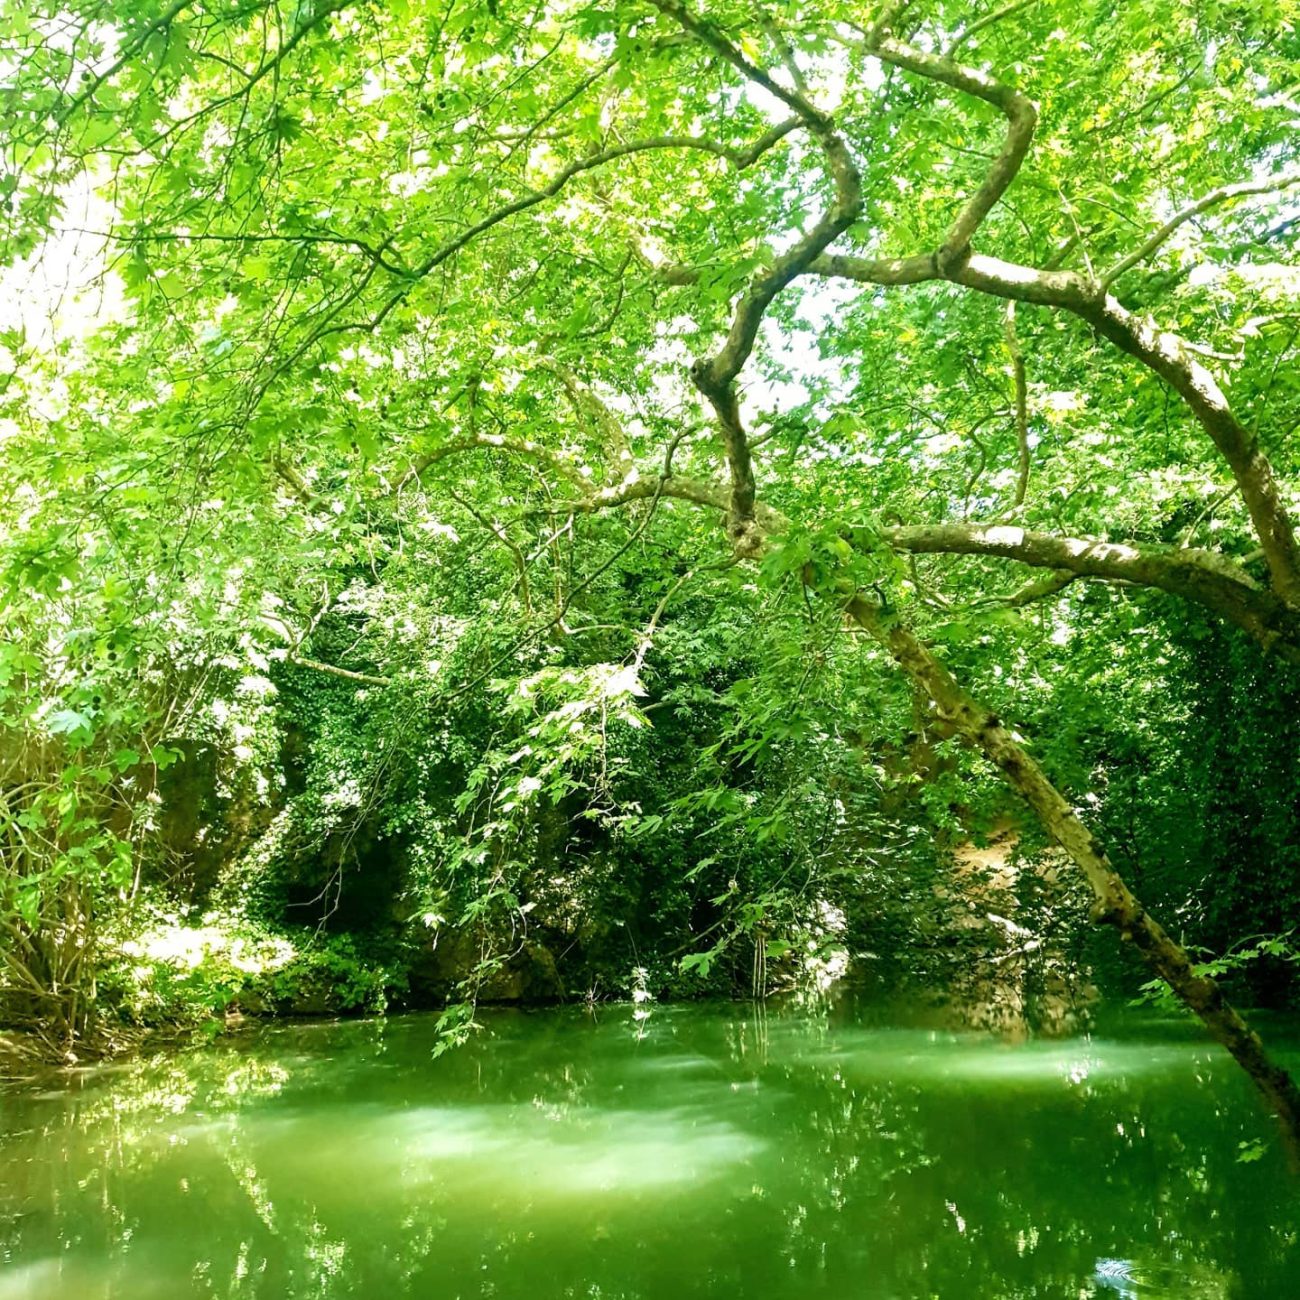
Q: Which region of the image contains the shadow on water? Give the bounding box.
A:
[1,998,1297,1298]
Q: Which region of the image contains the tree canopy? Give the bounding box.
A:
[3,0,1300,1140]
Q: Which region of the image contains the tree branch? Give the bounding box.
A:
[809,249,1300,607]
[886,522,1300,659]
[1003,302,1030,508]
[1102,169,1300,288]
[649,0,863,556]
[945,0,1039,55]
[844,591,1300,1152]
[289,656,392,687]
[867,34,1038,268]
[398,431,593,493]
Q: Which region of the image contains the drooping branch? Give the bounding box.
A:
[1082,298,1300,607]
[554,447,1300,1144]
[406,130,803,287]
[288,120,803,374]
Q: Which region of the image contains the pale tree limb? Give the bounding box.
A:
[289,657,392,688]
[885,522,1300,660]
[649,0,863,556]
[404,422,1300,662]
[1102,169,1300,289]
[547,366,636,480]
[773,31,1300,605]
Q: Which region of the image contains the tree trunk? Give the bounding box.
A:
[846,593,1300,1156]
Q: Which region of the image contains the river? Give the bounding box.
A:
[1,999,1297,1297]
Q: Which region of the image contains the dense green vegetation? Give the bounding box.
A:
[2,0,1300,1141]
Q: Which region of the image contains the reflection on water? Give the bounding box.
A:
[1,1000,1297,1298]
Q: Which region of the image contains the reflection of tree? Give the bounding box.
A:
[0,1009,1296,1298]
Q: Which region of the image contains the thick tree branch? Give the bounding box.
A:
[773,30,1300,606]
[868,35,1038,268]
[887,522,1300,660]
[810,250,1300,607]
[845,593,1300,1153]
[559,454,1300,1142]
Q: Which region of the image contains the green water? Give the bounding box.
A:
[2,1001,1298,1299]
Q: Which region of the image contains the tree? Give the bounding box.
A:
[3,0,1300,1142]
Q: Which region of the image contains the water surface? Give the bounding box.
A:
[1,1000,1297,1298]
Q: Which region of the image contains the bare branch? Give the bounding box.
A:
[945,0,1039,56]
[289,657,392,687]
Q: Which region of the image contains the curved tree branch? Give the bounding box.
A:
[866,34,1038,268]
[649,0,863,556]
[886,522,1300,660]
[809,247,1300,607]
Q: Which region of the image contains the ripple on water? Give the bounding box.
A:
[802,1030,1220,1090]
